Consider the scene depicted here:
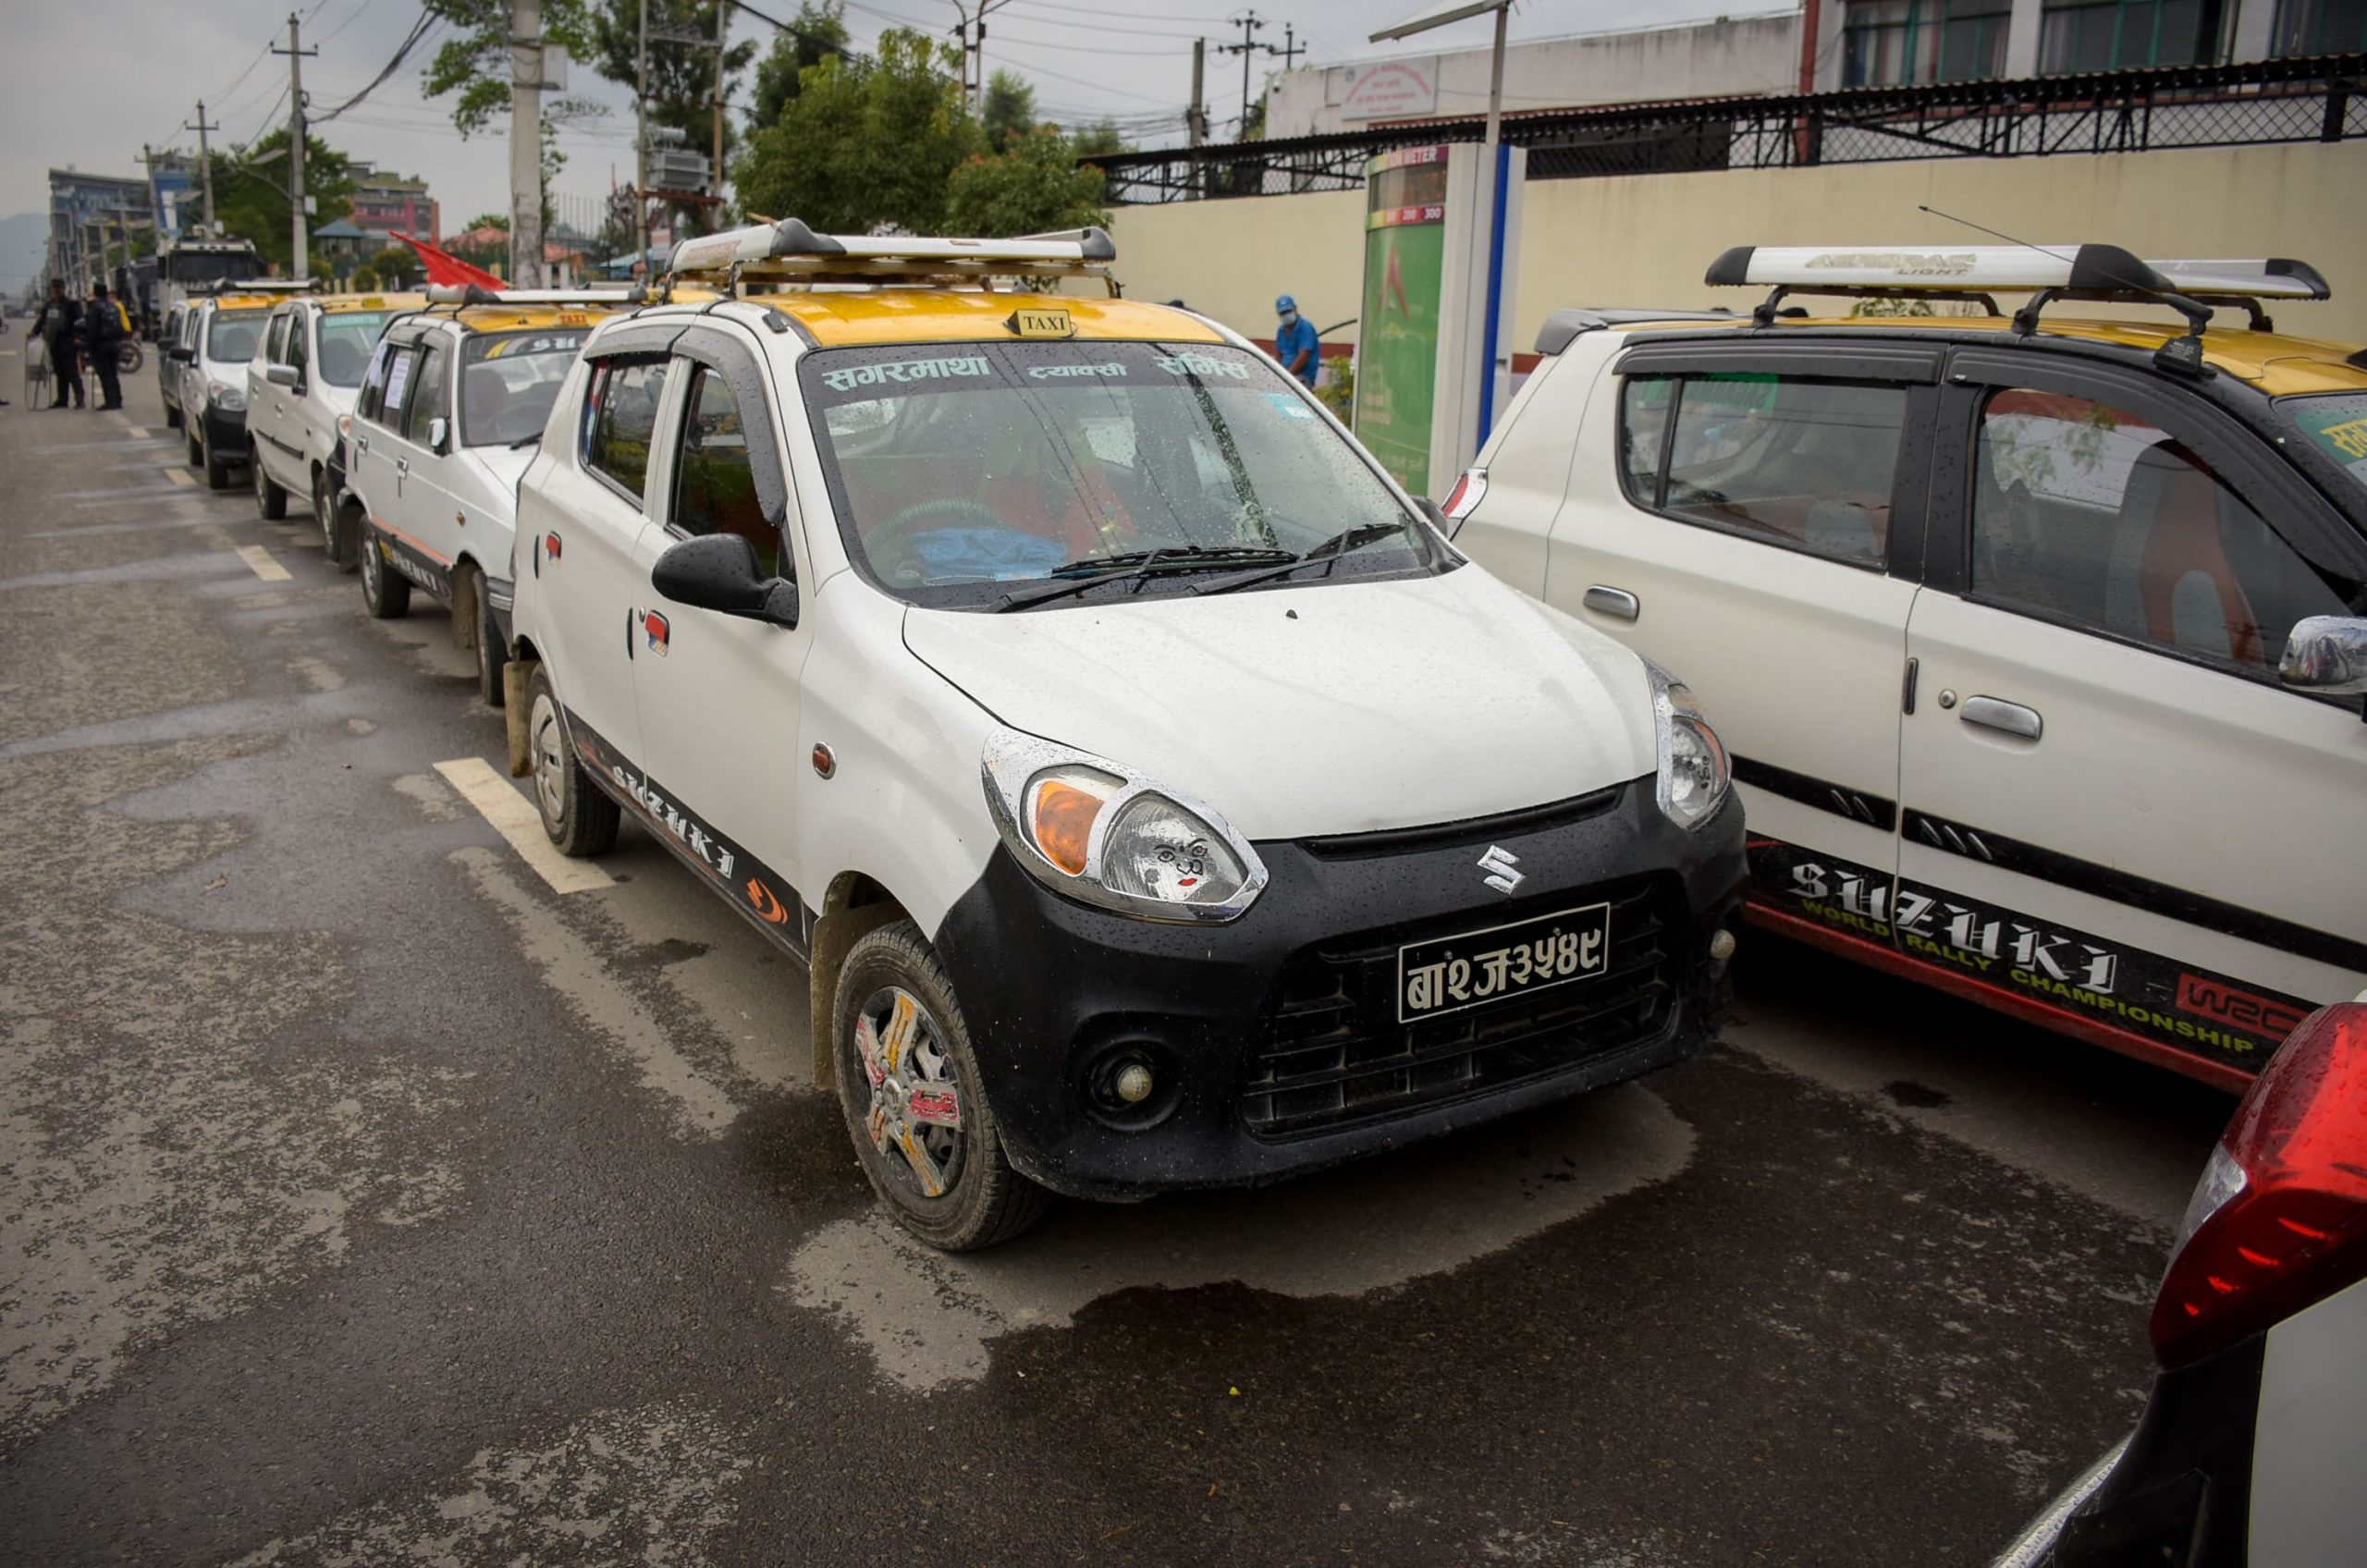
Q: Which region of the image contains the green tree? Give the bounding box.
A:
[588,0,755,237]
[943,128,1108,239]
[732,29,981,236]
[749,2,850,129]
[350,264,382,291]
[213,129,359,275]
[1071,118,1132,157]
[421,1,599,232]
[981,68,1036,149]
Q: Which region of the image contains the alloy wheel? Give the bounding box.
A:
[852,986,967,1200]
[529,692,568,828]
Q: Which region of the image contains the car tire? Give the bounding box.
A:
[316,474,351,570]
[164,399,182,431]
[202,434,231,492]
[474,576,509,709]
[187,431,202,466]
[525,666,619,857]
[253,455,288,520]
[832,921,1047,1252]
[359,529,411,619]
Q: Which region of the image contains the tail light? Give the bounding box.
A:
[2149,1001,2367,1367]
[1441,467,1489,522]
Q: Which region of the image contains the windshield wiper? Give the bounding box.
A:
[509,430,544,449]
[990,545,1294,612]
[1188,522,1411,597]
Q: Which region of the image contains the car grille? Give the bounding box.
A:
[1238,877,1681,1140]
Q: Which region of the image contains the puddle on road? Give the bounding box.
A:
[784,1082,1694,1390]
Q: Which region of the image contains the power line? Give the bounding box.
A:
[312,10,438,124]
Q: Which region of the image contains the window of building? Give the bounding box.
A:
[1617,372,1908,569]
[583,357,669,505]
[2269,0,2367,55]
[2040,0,2229,73]
[1843,0,2013,86]
[1970,387,2346,671]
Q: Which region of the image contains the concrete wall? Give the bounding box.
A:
[1266,13,1802,141]
[1105,141,2367,355]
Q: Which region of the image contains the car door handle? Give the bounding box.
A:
[395,459,409,476]
[1961,695,2042,741]
[1582,585,1640,622]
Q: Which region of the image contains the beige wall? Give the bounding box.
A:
[1106,141,2367,354]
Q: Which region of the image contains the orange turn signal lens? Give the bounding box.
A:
[1030,779,1106,876]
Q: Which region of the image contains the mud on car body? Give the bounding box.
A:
[344,288,634,706]
[1450,244,2367,1092]
[502,221,1747,1249]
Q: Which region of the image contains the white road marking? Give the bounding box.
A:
[435,757,614,895]
[235,545,291,582]
[126,426,151,438]
[164,467,195,489]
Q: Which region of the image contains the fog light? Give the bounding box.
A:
[1114,1063,1155,1104]
[1709,928,1737,962]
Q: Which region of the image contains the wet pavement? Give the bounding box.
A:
[0,383,2237,1565]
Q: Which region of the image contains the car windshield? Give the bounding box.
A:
[2278,391,2367,504]
[460,328,591,447]
[317,311,396,386]
[206,307,270,363]
[801,339,1435,608]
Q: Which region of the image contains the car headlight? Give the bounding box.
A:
[1644,660,1731,830]
[981,729,1268,922]
[208,380,245,412]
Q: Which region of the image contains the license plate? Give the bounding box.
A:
[1397,901,1613,1023]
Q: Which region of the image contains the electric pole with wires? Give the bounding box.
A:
[185,104,220,232]
[1219,9,1267,138]
[272,13,316,279]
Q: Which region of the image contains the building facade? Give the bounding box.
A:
[346,166,439,245]
[47,169,154,288]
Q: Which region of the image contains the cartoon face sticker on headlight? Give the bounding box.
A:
[1155,837,1212,892]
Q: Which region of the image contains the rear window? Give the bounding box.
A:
[461,329,590,447]
[317,312,396,387]
[206,307,270,363]
[2279,392,2367,504]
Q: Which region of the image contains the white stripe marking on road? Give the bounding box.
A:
[164,467,195,489]
[235,545,291,582]
[435,757,615,895]
[127,426,151,438]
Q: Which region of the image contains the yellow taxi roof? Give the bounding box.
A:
[1630,310,2367,398]
[753,289,1222,349]
[448,301,632,335]
[208,295,286,313]
[319,291,427,313]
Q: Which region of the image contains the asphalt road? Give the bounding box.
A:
[0,379,2239,1566]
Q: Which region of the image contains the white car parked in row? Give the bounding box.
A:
[245,289,423,544]
[502,221,1750,1249]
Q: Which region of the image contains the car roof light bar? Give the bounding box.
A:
[666,217,1120,293]
[1704,245,2329,301]
[422,285,639,307]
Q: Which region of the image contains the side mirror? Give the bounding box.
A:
[2278,616,2367,697]
[427,416,449,455]
[168,345,192,363]
[652,533,799,629]
[264,363,299,388]
[1416,495,1455,539]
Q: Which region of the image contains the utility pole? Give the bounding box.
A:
[273,13,317,279]
[1219,10,1267,137]
[510,0,544,287]
[947,1,1012,116]
[1187,39,1207,147]
[1274,24,1303,73]
[637,0,650,276]
[185,103,220,232]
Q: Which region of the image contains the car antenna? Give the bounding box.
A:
[1917,203,2218,374]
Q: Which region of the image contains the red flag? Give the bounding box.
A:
[390,233,506,291]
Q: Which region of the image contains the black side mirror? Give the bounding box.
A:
[651,533,798,629]
[1416,495,1455,539]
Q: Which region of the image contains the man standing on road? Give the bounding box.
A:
[1275,294,1319,390]
[36,279,84,410]
[80,282,127,410]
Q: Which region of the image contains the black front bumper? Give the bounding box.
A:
[200,403,249,461]
[933,780,1747,1201]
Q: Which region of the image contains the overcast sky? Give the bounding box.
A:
[4,0,1736,288]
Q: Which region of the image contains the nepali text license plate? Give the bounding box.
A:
[1397,901,1613,1023]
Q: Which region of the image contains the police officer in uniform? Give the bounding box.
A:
[36,278,84,410]
[80,282,127,410]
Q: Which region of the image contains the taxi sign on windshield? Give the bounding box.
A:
[1004,307,1074,339]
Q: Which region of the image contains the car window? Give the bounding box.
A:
[583,357,668,504]
[1971,386,2349,672]
[2277,391,2367,504]
[206,307,268,364]
[357,338,395,422]
[669,363,778,567]
[265,312,291,364]
[286,310,311,378]
[1621,372,1906,569]
[801,340,1432,608]
[460,329,590,447]
[318,312,393,387]
[404,339,450,445]
[376,344,419,431]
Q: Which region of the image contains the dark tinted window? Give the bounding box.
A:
[1619,372,1906,569]
[583,357,668,504]
[1971,386,2347,672]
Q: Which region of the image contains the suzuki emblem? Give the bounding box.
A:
[1477,845,1523,896]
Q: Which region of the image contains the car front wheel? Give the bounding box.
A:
[832,921,1046,1251]
[253,454,288,519]
[359,530,410,619]
[525,665,619,857]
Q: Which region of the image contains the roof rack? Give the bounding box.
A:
[1704,244,2331,377]
[422,285,641,308]
[202,277,321,297]
[1535,307,1742,356]
[664,217,1120,295]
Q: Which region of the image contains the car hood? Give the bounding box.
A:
[901,566,1658,841]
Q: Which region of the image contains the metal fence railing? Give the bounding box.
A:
[1085,53,2364,204]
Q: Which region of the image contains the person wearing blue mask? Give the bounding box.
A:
[1274,294,1319,389]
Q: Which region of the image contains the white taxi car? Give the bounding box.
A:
[245,289,423,540]
[167,280,310,489]
[346,288,632,704]
[502,221,1749,1249]
[1452,244,2367,1090]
